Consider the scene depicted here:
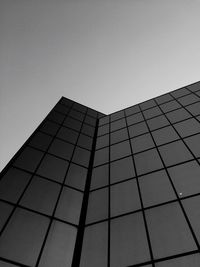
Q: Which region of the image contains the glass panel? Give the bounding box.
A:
[48,139,74,160]
[186,102,200,116]
[131,133,154,153]
[0,168,31,203]
[187,82,200,92]
[156,94,173,104]
[77,134,93,150]
[147,115,169,131]
[65,163,87,191]
[69,109,85,121]
[127,112,143,126]
[54,103,69,114]
[134,148,163,175]
[86,188,108,224]
[29,132,52,151]
[97,124,109,136]
[171,88,190,98]
[40,120,60,136]
[146,203,196,258]
[125,105,140,116]
[184,133,200,157]
[73,103,87,113]
[140,99,156,110]
[0,208,49,266]
[55,187,83,225]
[110,128,128,145]
[63,117,82,131]
[174,118,200,138]
[182,195,200,243]
[91,165,109,190]
[0,261,18,266]
[37,154,68,183]
[14,147,44,172]
[168,161,200,198]
[93,147,109,167]
[72,147,91,168]
[160,100,181,112]
[110,118,126,132]
[81,124,95,137]
[20,176,60,215]
[110,156,135,184]
[129,122,149,138]
[110,213,150,266]
[152,126,179,146]
[166,108,191,124]
[57,127,79,144]
[178,94,199,106]
[110,141,131,161]
[0,202,13,231]
[99,116,109,126]
[110,110,124,122]
[47,110,65,124]
[156,254,200,267]
[80,222,108,267]
[85,116,96,126]
[139,170,176,207]
[87,109,98,118]
[39,221,77,267]
[96,134,109,149]
[111,179,141,217]
[158,141,193,166]
[143,107,162,119]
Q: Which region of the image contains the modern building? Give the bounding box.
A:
[1,81,200,267]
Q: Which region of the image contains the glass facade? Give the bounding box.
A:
[1,81,200,266]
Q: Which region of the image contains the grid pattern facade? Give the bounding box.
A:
[1,81,200,266]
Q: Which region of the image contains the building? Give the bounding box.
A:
[0,81,200,267]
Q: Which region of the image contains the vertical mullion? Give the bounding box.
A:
[123,110,155,267]
[108,115,111,267]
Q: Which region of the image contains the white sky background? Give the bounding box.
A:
[1,0,200,171]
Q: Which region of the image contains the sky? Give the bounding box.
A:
[1,0,200,171]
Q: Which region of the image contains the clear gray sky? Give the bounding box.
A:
[1,0,200,171]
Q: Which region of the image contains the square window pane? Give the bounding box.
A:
[69,109,84,121]
[39,221,77,267]
[171,88,190,98]
[174,118,200,138]
[139,170,176,207]
[131,133,154,153]
[168,161,200,197]
[166,108,191,124]
[0,168,31,203]
[99,116,109,126]
[54,103,69,114]
[48,139,74,160]
[129,122,149,138]
[111,179,141,217]
[146,203,197,258]
[110,213,150,266]
[55,187,83,225]
[0,208,49,266]
[156,254,200,267]
[93,147,109,166]
[37,154,68,183]
[178,94,199,106]
[160,100,181,113]
[14,147,44,172]
[65,163,87,191]
[87,109,98,118]
[158,141,193,166]
[187,82,200,92]
[0,202,13,231]
[140,99,156,110]
[110,128,128,145]
[73,103,87,113]
[20,176,60,215]
[184,133,200,157]
[29,132,52,151]
[143,107,162,119]
[91,165,109,190]
[80,222,108,267]
[125,105,140,116]
[156,94,173,104]
[127,113,143,126]
[110,141,131,161]
[134,149,163,175]
[57,127,79,144]
[86,188,108,224]
[110,118,126,132]
[186,102,200,116]
[47,110,65,124]
[147,115,169,131]
[110,156,135,184]
[40,121,60,136]
[64,117,82,131]
[82,124,95,137]
[84,115,96,126]
[59,98,73,107]
[182,195,200,243]
[98,124,109,136]
[77,134,93,150]
[96,134,109,149]
[72,147,91,167]
[152,126,179,146]
[110,110,124,122]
